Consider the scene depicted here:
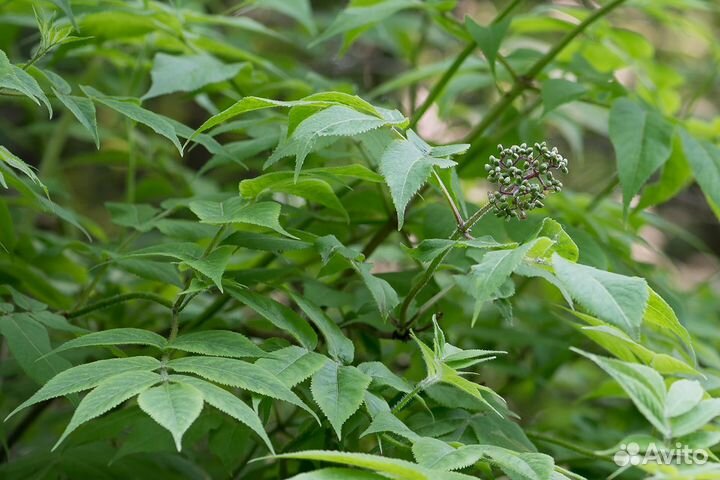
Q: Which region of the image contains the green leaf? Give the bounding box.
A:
[572,348,668,436]
[240,174,348,220]
[355,262,400,319]
[283,106,400,178]
[379,133,456,228]
[168,330,266,359]
[408,237,515,263]
[0,146,48,195]
[54,371,162,449]
[290,292,354,364]
[311,0,423,48]
[540,79,587,113]
[272,450,477,480]
[470,241,537,318]
[47,0,78,30]
[226,286,318,350]
[52,88,100,148]
[362,410,419,441]
[287,469,388,480]
[0,313,72,384]
[0,50,52,116]
[189,197,295,238]
[48,328,167,356]
[670,399,720,437]
[137,382,204,451]
[167,356,317,419]
[532,218,579,263]
[679,128,720,216]
[106,202,159,232]
[80,86,183,154]
[255,346,328,387]
[644,288,695,361]
[609,98,674,213]
[182,245,234,292]
[222,231,311,252]
[358,361,413,393]
[553,254,648,339]
[7,356,161,419]
[665,380,704,419]
[143,53,245,99]
[637,134,693,209]
[254,0,316,34]
[465,17,510,75]
[311,361,371,439]
[169,374,274,453]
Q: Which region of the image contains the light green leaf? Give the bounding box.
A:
[167,355,317,419]
[7,356,161,419]
[272,450,477,480]
[572,348,668,436]
[48,328,167,356]
[54,371,161,449]
[0,146,48,195]
[644,288,695,361]
[358,361,413,393]
[290,292,354,364]
[168,330,266,359]
[169,374,274,453]
[470,241,536,318]
[287,468,388,480]
[240,174,348,220]
[553,254,648,339]
[311,361,371,439]
[53,88,100,148]
[222,231,311,252]
[137,382,204,451]
[637,134,693,210]
[671,399,720,437]
[182,245,234,292]
[679,128,720,217]
[609,98,674,212]
[362,410,419,441]
[143,53,245,99]
[532,218,579,263]
[226,286,318,350]
[189,197,295,238]
[666,380,704,419]
[287,106,397,178]
[379,134,456,229]
[80,85,183,154]
[465,17,510,75]
[541,79,587,113]
[408,237,515,263]
[255,346,328,387]
[0,50,52,116]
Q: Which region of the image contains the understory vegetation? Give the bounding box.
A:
[1,1,720,479]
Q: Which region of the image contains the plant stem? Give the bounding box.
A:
[526,431,613,463]
[66,292,173,319]
[409,0,524,131]
[465,0,627,148]
[397,203,493,331]
[168,225,227,342]
[433,169,467,234]
[409,42,474,130]
[391,381,426,414]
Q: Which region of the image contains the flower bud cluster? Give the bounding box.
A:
[484,142,568,219]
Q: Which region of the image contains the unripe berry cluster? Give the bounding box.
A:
[484,142,568,219]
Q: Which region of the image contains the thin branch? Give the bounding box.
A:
[65,292,173,319]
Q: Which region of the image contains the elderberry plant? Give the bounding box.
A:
[1,2,719,480]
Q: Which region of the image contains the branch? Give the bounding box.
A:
[65,292,173,319]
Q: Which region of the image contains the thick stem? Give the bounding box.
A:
[66,292,173,319]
